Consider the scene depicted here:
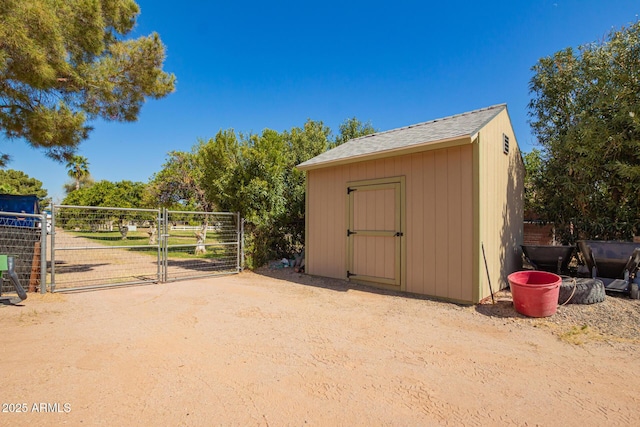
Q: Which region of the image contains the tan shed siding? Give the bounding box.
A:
[422,153,437,295]
[416,147,472,300]
[477,109,524,301]
[408,153,425,295]
[447,148,463,299]
[428,145,473,301]
[434,149,449,296]
[403,147,473,301]
[306,140,474,302]
[306,170,320,276]
[306,168,347,279]
[459,146,474,299]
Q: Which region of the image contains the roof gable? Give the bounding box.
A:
[298,104,507,170]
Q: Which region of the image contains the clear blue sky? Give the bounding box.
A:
[3,0,639,202]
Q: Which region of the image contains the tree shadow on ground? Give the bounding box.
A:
[166,258,237,273]
[50,261,110,274]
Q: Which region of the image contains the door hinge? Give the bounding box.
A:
[347,187,356,194]
[395,231,403,237]
[347,229,357,237]
[347,271,355,278]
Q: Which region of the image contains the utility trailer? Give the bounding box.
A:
[577,240,640,299]
[521,245,575,275]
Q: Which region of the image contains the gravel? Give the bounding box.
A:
[477,290,640,343]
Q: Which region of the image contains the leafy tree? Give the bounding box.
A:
[66,155,90,191]
[0,169,48,199]
[241,130,289,221]
[331,117,377,148]
[59,179,147,233]
[198,129,287,267]
[197,130,242,213]
[523,149,544,219]
[528,21,640,242]
[0,0,176,166]
[62,180,146,208]
[146,149,212,211]
[145,149,213,245]
[157,117,370,267]
[278,120,331,255]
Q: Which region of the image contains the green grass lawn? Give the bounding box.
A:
[66,229,234,259]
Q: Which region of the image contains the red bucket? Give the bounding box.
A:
[508,271,562,317]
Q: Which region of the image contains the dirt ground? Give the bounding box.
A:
[1,269,639,426]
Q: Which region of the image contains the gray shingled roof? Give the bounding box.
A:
[297,104,507,170]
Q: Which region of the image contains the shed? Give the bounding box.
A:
[297,104,524,304]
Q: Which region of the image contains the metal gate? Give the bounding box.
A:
[162,209,241,282]
[50,205,242,292]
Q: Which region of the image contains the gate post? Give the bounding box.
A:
[40,213,47,294]
[50,205,57,292]
[155,209,161,283]
[240,217,245,271]
[162,208,168,283]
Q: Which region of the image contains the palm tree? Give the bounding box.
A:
[66,155,90,191]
